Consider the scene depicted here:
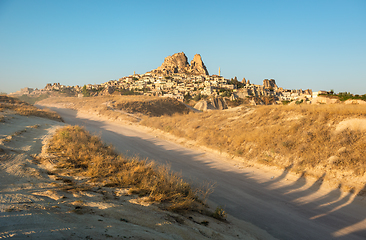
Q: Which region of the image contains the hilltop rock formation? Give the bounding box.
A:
[263,79,278,89]
[189,54,209,75]
[150,52,209,76]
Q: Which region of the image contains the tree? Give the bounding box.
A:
[82,85,90,97]
[184,92,192,102]
[193,93,202,101]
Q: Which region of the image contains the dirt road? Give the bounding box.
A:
[49,107,366,240]
[1,111,272,240]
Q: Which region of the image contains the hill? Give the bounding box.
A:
[35,94,366,194]
[0,97,273,239]
[141,104,366,194]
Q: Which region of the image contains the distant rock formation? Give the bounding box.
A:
[311,96,340,104]
[189,54,209,75]
[210,97,228,110]
[8,87,34,96]
[344,99,366,105]
[194,97,227,111]
[304,89,312,95]
[263,79,278,89]
[150,52,209,76]
[194,100,216,111]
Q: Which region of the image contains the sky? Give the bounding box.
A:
[0,0,365,94]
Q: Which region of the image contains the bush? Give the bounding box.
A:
[295,99,303,105]
[213,206,227,220]
[82,85,90,97]
[193,94,202,101]
[0,95,63,122]
[47,125,211,212]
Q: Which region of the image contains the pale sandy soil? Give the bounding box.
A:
[0,110,275,240]
[37,102,366,194]
[33,102,366,239]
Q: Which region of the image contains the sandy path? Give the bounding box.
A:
[41,106,366,240]
[0,111,271,240]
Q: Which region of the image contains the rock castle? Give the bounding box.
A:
[9,52,314,106]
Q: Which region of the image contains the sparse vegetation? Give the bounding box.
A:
[17,93,50,104]
[141,104,366,190]
[46,125,210,211]
[38,95,191,118]
[319,92,366,102]
[213,206,227,220]
[36,94,366,191]
[115,97,190,117]
[117,89,141,95]
[225,97,249,107]
[82,85,90,97]
[0,95,63,122]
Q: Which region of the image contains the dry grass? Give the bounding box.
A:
[46,125,209,211]
[0,95,63,122]
[141,104,366,185]
[37,95,190,119]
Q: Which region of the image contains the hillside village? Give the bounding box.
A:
[10,52,316,104]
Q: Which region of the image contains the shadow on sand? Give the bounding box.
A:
[29,106,366,240]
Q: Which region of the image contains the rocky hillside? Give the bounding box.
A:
[150,52,209,76]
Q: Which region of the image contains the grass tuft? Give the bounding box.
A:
[0,95,63,122]
[47,125,210,212]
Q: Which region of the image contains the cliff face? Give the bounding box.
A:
[263,79,278,89]
[151,52,209,76]
[189,54,209,75]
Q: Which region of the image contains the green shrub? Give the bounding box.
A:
[213,206,227,220]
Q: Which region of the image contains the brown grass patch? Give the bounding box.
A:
[46,125,209,211]
[37,95,190,119]
[0,95,63,122]
[141,104,366,186]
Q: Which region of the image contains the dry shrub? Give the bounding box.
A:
[0,95,63,122]
[37,95,191,118]
[141,104,366,177]
[47,125,208,211]
[115,97,190,117]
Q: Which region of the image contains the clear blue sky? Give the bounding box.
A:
[0,0,365,94]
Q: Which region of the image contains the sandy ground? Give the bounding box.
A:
[0,110,275,240]
[34,103,366,240]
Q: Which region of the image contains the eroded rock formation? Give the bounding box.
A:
[189,54,209,75]
[151,52,209,76]
[193,97,227,111]
[263,79,278,89]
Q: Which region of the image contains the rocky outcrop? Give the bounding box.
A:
[99,86,115,96]
[311,96,340,104]
[8,87,34,96]
[210,97,228,110]
[194,97,227,111]
[189,54,209,75]
[304,89,313,95]
[155,52,189,75]
[263,79,277,89]
[344,99,366,105]
[151,52,209,76]
[194,100,215,111]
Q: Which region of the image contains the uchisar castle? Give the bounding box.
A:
[10,52,312,105]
